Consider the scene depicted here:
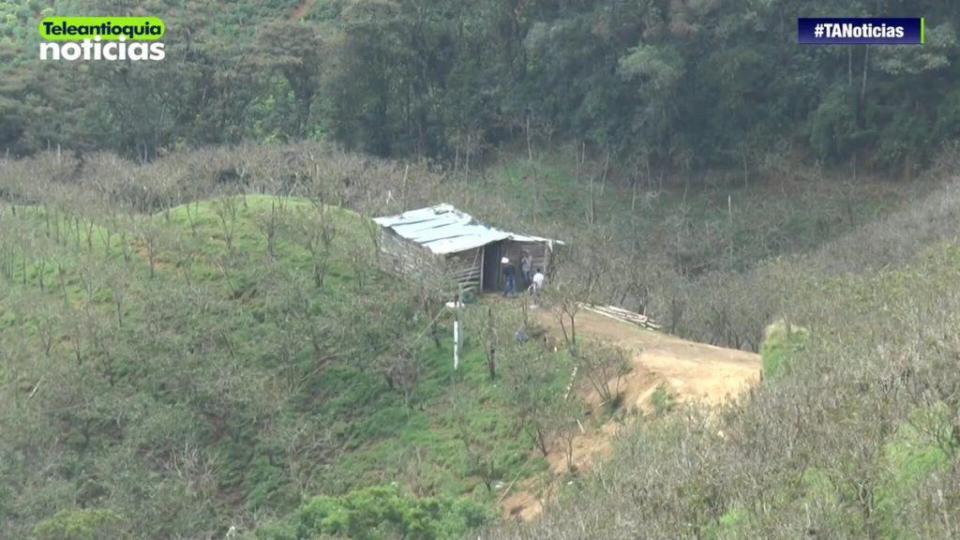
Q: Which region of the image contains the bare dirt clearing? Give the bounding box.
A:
[564,308,762,410]
[501,306,761,520]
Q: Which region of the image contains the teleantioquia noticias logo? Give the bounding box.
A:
[39,16,165,61]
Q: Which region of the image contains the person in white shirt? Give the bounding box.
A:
[530,268,545,295]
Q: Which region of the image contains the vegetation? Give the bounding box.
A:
[0,190,573,538]
[3,0,960,538]
[3,129,959,538]
[649,384,676,418]
[485,178,960,539]
[3,1,960,177]
[574,341,631,410]
[256,485,489,540]
[759,321,808,379]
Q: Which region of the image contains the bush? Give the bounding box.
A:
[760,320,808,379]
[875,412,952,537]
[256,484,491,540]
[32,509,124,540]
[650,384,675,417]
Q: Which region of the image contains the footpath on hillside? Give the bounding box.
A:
[500,306,762,521]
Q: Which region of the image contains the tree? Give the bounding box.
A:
[501,345,568,457]
[576,340,632,409]
[250,21,331,138]
[377,345,421,408]
[546,246,602,353]
[32,508,125,540]
[293,203,338,288]
[451,390,498,492]
[481,306,498,380]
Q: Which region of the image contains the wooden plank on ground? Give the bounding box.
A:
[580,303,662,330]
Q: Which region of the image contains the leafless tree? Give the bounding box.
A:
[576,341,632,409]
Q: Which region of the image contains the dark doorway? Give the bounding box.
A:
[482,242,502,292]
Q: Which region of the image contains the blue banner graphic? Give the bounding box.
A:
[798,17,924,45]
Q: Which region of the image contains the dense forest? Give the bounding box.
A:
[2,0,960,175]
[3,1,960,539]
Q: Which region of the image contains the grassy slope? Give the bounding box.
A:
[0,195,561,538]
[0,145,946,539]
[714,245,959,538]
[486,228,960,538]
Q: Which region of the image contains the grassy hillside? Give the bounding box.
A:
[0,194,574,538]
[2,144,955,539]
[0,143,923,354]
[486,181,960,539]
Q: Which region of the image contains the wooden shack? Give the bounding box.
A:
[373,204,561,291]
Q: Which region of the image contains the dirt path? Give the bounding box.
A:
[500,306,761,520]
[567,309,761,410]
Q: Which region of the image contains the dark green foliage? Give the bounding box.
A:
[256,484,491,540]
[31,508,124,540]
[650,384,675,418]
[759,321,808,379]
[3,0,960,173]
[809,84,860,161]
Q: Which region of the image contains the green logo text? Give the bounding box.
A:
[39,17,165,42]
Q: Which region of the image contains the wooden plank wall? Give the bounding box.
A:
[379,228,430,274]
[444,249,482,289]
[378,228,483,290]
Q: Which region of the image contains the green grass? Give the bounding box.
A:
[875,409,952,538]
[760,321,808,379]
[0,194,560,538]
[650,384,676,417]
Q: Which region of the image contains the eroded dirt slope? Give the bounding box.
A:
[501,307,761,521]
[566,309,761,410]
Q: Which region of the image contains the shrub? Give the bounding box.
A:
[256,484,491,540]
[760,320,808,379]
[32,509,124,540]
[650,384,675,417]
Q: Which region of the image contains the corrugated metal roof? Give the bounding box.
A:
[373,204,560,255]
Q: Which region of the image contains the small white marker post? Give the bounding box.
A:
[453,286,463,371]
[453,319,460,371]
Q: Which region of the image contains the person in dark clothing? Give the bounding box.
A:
[520,253,532,289]
[501,257,516,297]
[514,327,529,344]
